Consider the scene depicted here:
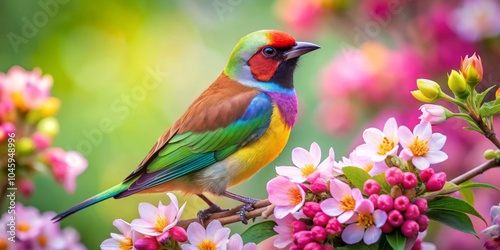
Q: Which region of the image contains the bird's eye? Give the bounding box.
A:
[262,46,276,57]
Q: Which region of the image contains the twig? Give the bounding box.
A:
[471,113,500,149]
[450,158,500,185]
[176,199,272,229]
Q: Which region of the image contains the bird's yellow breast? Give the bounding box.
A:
[228,105,291,186]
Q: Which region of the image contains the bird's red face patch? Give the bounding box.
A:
[248,31,297,82]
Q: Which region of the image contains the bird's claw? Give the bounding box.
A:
[239,198,260,224]
[197,204,228,226]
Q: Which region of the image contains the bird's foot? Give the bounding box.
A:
[197,204,228,225]
[239,198,260,225]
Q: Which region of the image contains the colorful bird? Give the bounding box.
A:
[53,30,320,223]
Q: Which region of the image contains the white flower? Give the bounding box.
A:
[356,118,399,162]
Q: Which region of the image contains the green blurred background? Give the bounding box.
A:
[0,1,352,248]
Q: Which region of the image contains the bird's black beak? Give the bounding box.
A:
[283,42,321,61]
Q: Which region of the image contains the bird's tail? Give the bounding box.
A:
[52,182,129,222]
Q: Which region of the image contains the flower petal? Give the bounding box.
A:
[137,203,158,223]
[355,199,374,214]
[291,147,313,168]
[320,198,342,216]
[362,128,385,146]
[274,205,294,219]
[364,225,382,245]
[267,177,295,206]
[338,210,354,223]
[329,178,352,201]
[186,222,206,246]
[398,126,414,148]
[426,151,448,164]
[414,122,431,140]
[342,224,364,244]
[412,157,430,170]
[373,209,388,227]
[227,234,243,249]
[309,142,322,167]
[275,166,305,183]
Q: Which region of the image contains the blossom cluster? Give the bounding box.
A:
[483,204,500,250]
[267,117,446,249]
[0,66,87,195]
[101,193,257,250]
[0,203,85,249]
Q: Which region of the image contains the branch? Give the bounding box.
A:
[176,199,273,229]
[450,158,500,185]
[471,113,500,149]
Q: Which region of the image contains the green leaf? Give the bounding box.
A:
[460,187,475,206]
[428,196,485,223]
[475,86,495,106]
[343,166,371,191]
[241,221,277,244]
[426,209,477,237]
[372,173,391,194]
[479,102,500,117]
[460,182,500,191]
[385,230,406,250]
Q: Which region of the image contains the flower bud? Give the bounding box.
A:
[303,202,321,218]
[413,198,428,214]
[448,70,469,99]
[310,226,327,243]
[326,217,342,235]
[19,179,34,198]
[460,53,483,87]
[310,178,328,193]
[364,179,381,195]
[419,104,451,125]
[416,214,429,232]
[385,167,404,186]
[292,220,308,233]
[412,79,442,103]
[16,137,35,156]
[380,221,393,234]
[419,168,434,183]
[313,212,330,227]
[134,237,160,250]
[426,172,447,192]
[403,188,416,201]
[484,149,497,160]
[0,122,15,138]
[394,196,410,212]
[377,194,394,212]
[387,210,404,227]
[401,220,419,238]
[37,117,60,137]
[369,194,379,209]
[170,226,187,242]
[402,172,418,189]
[294,231,312,249]
[484,237,500,250]
[303,242,323,250]
[39,97,61,118]
[390,185,403,198]
[323,245,334,250]
[404,204,421,221]
[156,231,170,244]
[32,132,52,150]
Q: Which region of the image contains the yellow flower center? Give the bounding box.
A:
[18,223,30,232]
[357,213,375,229]
[301,164,316,177]
[410,136,429,157]
[154,214,169,233]
[0,239,8,250]
[340,195,356,211]
[364,163,374,173]
[377,137,394,155]
[288,186,303,205]
[37,235,48,247]
[119,237,133,250]
[198,239,216,250]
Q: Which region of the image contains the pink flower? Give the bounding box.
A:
[101,219,142,250]
[131,193,186,240]
[425,172,447,192]
[181,220,230,250]
[341,199,387,245]
[273,214,295,249]
[419,104,450,125]
[227,233,257,250]
[267,176,306,219]
[16,203,43,241]
[44,148,88,193]
[335,151,388,176]
[451,0,500,42]
[356,118,399,162]
[320,178,363,223]
[0,66,53,110]
[398,122,448,170]
[276,142,335,183]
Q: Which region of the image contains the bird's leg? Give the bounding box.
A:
[223,191,260,225]
[196,194,228,225]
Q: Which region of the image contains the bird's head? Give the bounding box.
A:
[224,30,320,91]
